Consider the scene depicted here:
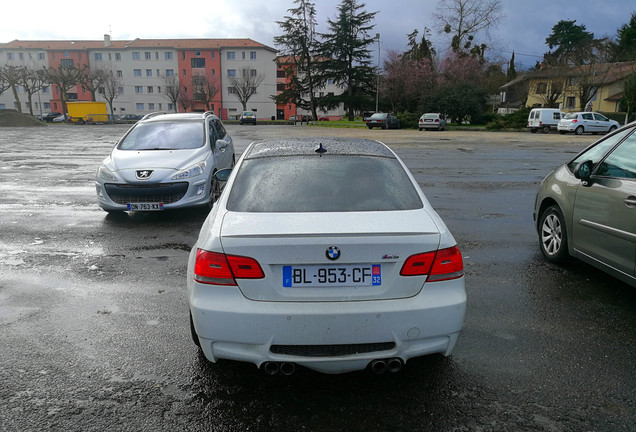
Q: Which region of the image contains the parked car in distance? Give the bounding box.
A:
[120,114,143,121]
[419,113,447,131]
[52,114,68,123]
[366,113,400,129]
[557,112,620,135]
[527,108,564,133]
[362,111,374,121]
[41,112,62,122]
[534,122,636,288]
[187,137,466,374]
[239,111,257,125]
[95,111,235,213]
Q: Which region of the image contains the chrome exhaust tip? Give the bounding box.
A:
[370,359,387,374]
[280,362,296,376]
[262,361,280,375]
[387,358,404,373]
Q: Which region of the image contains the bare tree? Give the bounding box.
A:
[530,68,565,108]
[434,0,502,53]
[44,64,85,115]
[162,75,180,112]
[79,67,107,102]
[178,87,194,112]
[99,68,123,120]
[192,71,219,112]
[229,66,265,111]
[1,65,23,112]
[0,67,9,97]
[17,66,48,116]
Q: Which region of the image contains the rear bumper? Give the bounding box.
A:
[189,278,466,374]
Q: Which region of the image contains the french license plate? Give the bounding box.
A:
[283,264,381,287]
[127,202,164,211]
[424,119,433,122]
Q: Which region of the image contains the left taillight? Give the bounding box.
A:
[400,246,464,282]
[194,249,264,285]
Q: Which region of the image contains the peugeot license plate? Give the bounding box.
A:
[283,264,381,287]
[127,203,164,211]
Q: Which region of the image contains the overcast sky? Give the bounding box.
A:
[2,0,633,69]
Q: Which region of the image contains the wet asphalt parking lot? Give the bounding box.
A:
[0,123,634,431]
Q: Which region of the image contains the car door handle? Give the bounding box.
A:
[625,196,636,207]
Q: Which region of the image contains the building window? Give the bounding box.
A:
[165,52,173,60]
[242,52,246,60]
[277,70,286,78]
[42,86,49,93]
[327,78,334,85]
[136,103,144,111]
[211,69,215,76]
[115,53,121,61]
[64,51,70,57]
[227,51,235,60]
[146,69,152,77]
[135,86,143,94]
[118,87,124,95]
[250,51,256,60]
[211,52,215,59]
[134,69,142,77]
[155,52,159,60]
[7,53,13,60]
[147,86,154,93]
[195,50,201,56]
[61,59,74,68]
[132,52,140,60]
[191,58,206,68]
[536,83,547,94]
[183,69,187,77]
[277,83,286,91]
[158,103,162,110]
[149,103,155,110]
[228,87,236,94]
[227,69,236,77]
[250,69,257,77]
[38,53,45,60]
[166,69,174,77]
[94,53,103,61]
[145,52,151,60]
[156,69,160,76]
[168,103,174,111]
[116,70,123,77]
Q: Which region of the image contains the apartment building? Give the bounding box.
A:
[0,36,277,120]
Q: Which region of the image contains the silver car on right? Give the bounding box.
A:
[534,121,636,288]
[557,111,620,135]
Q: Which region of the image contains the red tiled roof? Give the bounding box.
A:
[2,38,276,52]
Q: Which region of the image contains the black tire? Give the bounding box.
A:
[190,313,201,347]
[559,130,567,135]
[542,125,550,134]
[575,125,584,135]
[608,125,617,133]
[367,125,373,129]
[539,205,569,263]
[419,127,423,131]
[531,128,537,133]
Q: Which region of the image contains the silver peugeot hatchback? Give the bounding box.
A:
[96,112,235,213]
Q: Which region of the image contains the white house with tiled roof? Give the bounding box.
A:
[0,36,277,120]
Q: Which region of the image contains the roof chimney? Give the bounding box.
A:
[104,34,111,47]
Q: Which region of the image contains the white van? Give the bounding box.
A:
[527,108,564,133]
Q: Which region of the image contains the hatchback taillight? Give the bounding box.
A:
[194,249,264,285]
[400,246,464,282]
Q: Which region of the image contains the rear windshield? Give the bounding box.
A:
[226,155,423,212]
[117,121,204,150]
[563,113,578,120]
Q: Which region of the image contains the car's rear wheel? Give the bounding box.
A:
[531,128,537,133]
[575,126,584,135]
[539,205,569,263]
[542,125,550,133]
[559,130,567,135]
[608,125,617,133]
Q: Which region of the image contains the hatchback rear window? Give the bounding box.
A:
[226,155,423,212]
[564,113,578,120]
[118,121,205,150]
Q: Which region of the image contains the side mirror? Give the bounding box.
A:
[216,139,228,150]
[574,160,593,182]
[214,168,232,182]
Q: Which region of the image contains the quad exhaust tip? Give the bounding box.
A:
[370,358,404,374]
[261,361,296,376]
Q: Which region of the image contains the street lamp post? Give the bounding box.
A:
[375,33,380,113]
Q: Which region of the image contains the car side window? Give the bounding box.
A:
[582,113,594,120]
[569,127,633,170]
[208,120,219,149]
[593,113,608,122]
[215,120,227,138]
[596,130,636,179]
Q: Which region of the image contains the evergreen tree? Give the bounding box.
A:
[274,0,321,120]
[319,0,377,121]
[507,51,516,80]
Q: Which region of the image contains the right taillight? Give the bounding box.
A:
[400,246,464,282]
[194,249,264,285]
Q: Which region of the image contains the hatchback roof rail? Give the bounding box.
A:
[141,111,169,120]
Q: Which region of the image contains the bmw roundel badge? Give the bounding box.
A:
[326,246,340,261]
